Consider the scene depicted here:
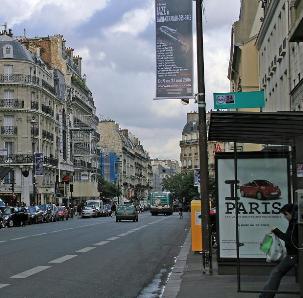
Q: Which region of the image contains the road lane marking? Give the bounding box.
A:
[11,266,51,279]
[0,284,10,289]
[0,240,7,243]
[31,233,47,237]
[117,232,129,237]
[94,241,109,246]
[49,255,77,264]
[107,236,119,241]
[76,247,96,253]
[10,236,28,241]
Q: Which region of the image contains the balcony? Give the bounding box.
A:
[180,139,198,146]
[41,104,54,117]
[1,126,17,136]
[42,79,56,95]
[0,154,58,166]
[0,99,24,109]
[42,130,54,142]
[31,101,39,110]
[0,74,39,85]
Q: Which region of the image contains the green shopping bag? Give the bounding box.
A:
[260,233,273,254]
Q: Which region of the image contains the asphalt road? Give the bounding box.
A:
[0,212,190,298]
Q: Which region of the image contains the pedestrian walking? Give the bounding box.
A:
[111,202,117,217]
[259,203,298,298]
[178,200,183,219]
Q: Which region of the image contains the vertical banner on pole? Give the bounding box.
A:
[155,0,193,99]
[34,153,44,176]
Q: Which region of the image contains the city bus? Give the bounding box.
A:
[149,192,173,216]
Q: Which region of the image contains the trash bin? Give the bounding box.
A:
[191,200,202,252]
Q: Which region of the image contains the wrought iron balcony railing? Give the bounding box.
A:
[0,154,58,166]
[0,74,39,84]
[0,99,24,109]
[1,126,17,135]
[41,104,54,117]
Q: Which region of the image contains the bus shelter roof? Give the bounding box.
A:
[208,111,303,146]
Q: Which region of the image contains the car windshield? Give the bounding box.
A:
[28,207,37,213]
[58,207,65,211]
[3,208,12,215]
[38,205,47,211]
[255,180,272,186]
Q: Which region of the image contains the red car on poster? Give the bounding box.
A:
[240,179,281,200]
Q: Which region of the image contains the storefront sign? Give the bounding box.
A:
[213,91,265,109]
[155,0,193,99]
[216,153,289,259]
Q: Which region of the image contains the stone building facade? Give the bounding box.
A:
[97,120,152,201]
[151,159,180,192]
[21,34,100,202]
[0,30,62,205]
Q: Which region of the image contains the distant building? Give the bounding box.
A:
[97,120,152,200]
[180,112,224,179]
[150,159,180,191]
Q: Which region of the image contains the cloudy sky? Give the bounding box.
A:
[0,0,241,161]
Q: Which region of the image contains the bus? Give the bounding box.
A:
[149,192,173,216]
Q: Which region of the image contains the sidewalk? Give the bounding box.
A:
[162,231,300,298]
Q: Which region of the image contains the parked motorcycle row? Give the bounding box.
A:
[0,202,72,228]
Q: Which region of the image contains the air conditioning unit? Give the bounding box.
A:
[279,39,287,57]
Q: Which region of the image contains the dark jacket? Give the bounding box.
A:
[273,219,298,256]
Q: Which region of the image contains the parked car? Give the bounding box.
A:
[2,207,28,227]
[81,206,97,218]
[57,206,69,220]
[240,179,281,200]
[116,205,138,222]
[0,210,5,228]
[0,199,6,212]
[27,206,44,224]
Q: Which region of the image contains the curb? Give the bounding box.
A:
[162,230,191,298]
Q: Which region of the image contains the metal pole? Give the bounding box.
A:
[196,0,210,269]
[32,142,36,205]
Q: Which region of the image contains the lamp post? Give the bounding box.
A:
[31,118,38,205]
[196,0,211,272]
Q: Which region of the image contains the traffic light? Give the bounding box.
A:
[69,183,73,193]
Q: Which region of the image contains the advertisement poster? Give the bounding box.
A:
[155,0,193,99]
[34,153,44,176]
[217,154,289,259]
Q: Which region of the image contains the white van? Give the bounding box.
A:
[85,200,103,217]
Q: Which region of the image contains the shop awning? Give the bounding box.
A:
[208,111,303,146]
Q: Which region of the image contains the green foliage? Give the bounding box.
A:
[98,176,121,198]
[162,171,199,202]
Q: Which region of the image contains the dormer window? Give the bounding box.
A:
[3,44,13,58]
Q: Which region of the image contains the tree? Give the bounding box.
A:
[98,176,121,198]
[162,171,199,203]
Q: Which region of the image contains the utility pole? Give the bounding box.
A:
[195,0,211,272]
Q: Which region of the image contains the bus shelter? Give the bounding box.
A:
[208,111,303,296]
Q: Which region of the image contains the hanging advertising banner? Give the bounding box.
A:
[155,0,193,99]
[216,152,289,260]
[34,153,44,176]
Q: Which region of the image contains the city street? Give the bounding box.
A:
[0,212,189,298]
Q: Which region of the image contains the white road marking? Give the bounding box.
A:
[94,241,109,246]
[76,246,96,253]
[0,240,7,243]
[11,266,51,279]
[49,255,77,264]
[10,236,28,241]
[31,233,47,237]
[0,284,10,289]
[117,232,129,237]
[107,236,119,241]
[132,228,141,231]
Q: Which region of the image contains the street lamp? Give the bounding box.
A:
[31,118,38,205]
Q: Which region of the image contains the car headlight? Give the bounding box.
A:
[4,216,9,220]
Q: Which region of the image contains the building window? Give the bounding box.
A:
[3,44,13,58]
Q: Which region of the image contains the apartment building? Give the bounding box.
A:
[22,35,100,201]
[0,29,62,206]
[97,120,152,200]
